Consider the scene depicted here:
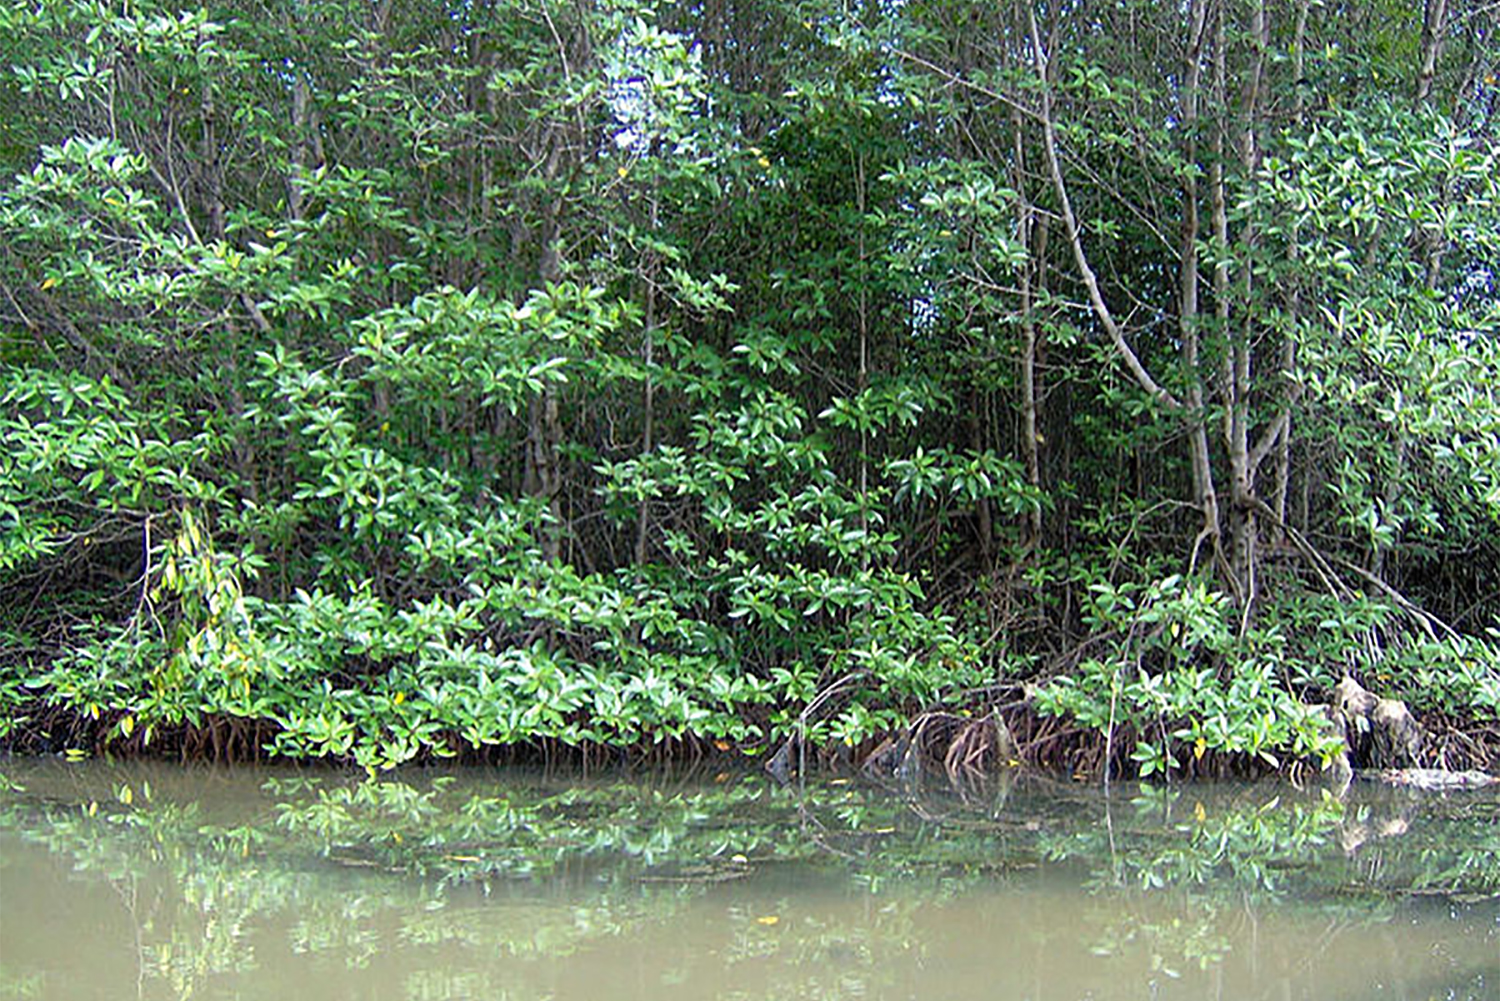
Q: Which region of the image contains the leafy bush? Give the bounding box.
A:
[1036,576,1342,776]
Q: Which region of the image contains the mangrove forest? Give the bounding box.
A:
[1,0,1499,779]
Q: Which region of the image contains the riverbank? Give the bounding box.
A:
[5,677,1495,782]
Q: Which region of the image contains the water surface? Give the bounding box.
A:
[1,760,1496,1000]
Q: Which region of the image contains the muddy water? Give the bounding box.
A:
[1,760,1496,1001]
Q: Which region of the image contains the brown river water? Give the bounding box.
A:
[1,759,1495,1000]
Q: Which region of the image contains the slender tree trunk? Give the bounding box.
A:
[1018,200,1045,547]
[1370,0,1450,579]
[1211,1,1271,605]
[1209,14,1240,593]
[1179,0,1221,574]
[529,157,566,564]
[855,149,871,564]
[1026,7,1179,412]
[635,189,659,569]
[1417,0,1449,104]
[195,74,263,517]
[1006,65,1045,548]
[1272,0,1311,533]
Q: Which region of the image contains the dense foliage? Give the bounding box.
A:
[1,0,1498,773]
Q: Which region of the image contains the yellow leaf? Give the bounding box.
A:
[730,854,748,864]
[756,915,780,926]
[617,165,629,177]
[757,156,771,168]
[39,277,57,290]
[87,801,98,817]
[1193,737,1206,760]
[393,691,405,706]
[120,714,135,738]
[1193,801,1206,823]
[118,784,133,806]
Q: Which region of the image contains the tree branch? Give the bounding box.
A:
[1026,7,1180,411]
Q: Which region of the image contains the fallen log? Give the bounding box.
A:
[1355,768,1499,790]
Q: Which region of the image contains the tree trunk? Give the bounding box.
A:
[1271,0,1311,535]
[1018,205,1044,547]
[1178,0,1221,574]
[1416,0,1449,104]
[1213,0,1272,607]
[635,190,659,569]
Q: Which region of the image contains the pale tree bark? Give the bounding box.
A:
[1229,0,1270,604]
[1208,0,1281,610]
[1030,4,1240,587]
[1026,7,1180,413]
[1417,0,1449,105]
[1030,0,1294,607]
[1209,9,1235,586]
[1178,0,1221,575]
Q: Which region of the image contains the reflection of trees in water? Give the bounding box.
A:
[1032,783,1498,1001]
[0,763,1496,1001]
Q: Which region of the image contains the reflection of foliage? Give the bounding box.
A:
[1086,909,1232,980]
[1037,784,1500,902]
[1044,788,1349,896]
[1,762,1497,1001]
[0,965,43,999]
[1339,788,1500,900]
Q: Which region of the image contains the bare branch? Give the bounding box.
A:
[1025,7,1180,411]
